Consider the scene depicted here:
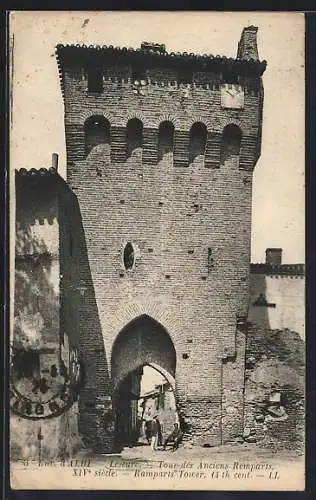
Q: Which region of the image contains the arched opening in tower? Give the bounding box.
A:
[220,124,242,167]
[113,364,178,448]
[126,118,143,159]
[111,315,178,448]
[189,122,207,164]
[158,121,175,161]
[84,116,110,156]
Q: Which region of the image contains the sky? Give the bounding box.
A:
[141,366,165,396]
[10,11,305,263]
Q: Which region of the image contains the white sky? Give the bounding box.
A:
[10,11,305,263]
[141,366,165,396]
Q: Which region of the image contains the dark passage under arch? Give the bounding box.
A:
[220,124,242,166]
[189,122,207,163]
[158,121,175,160]
[126,118,143,159]
[111,315,177,447]
[84,115,110,155]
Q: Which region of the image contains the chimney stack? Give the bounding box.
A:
[52,153,59,171]
[237,26,259,61]
[265,248,282,266]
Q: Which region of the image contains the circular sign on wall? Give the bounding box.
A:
[9,344,82,420]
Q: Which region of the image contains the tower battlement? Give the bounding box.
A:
[56,30,265,179]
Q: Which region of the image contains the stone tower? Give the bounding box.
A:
[56,26,266,451]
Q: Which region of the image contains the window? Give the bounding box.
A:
[126,118,143,159]
[87,66,103,93]
[123,242,135,270]
[158,121,174,160]
[220,124,242,166]
[84,116,110,155]
[189,122,207,163]
[208,248,214,272]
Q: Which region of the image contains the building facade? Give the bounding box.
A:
[11,165,83,459]
[249,248,305,339]
[139,381,178,443]
[54,26,266,450]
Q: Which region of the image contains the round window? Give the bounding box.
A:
[123,242,135,270]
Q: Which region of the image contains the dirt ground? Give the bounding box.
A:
[91,440,304,466]
[10,441,305,491]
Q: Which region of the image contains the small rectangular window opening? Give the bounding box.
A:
[208,248,214,271]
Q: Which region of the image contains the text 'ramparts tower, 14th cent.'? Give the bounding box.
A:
[56,26,266,451]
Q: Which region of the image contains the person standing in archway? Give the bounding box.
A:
[163,422,183,451]
[150,416,159,451]
[157,417,163,448]
[144,420,151,444]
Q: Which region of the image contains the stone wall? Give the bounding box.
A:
[11,172,82,460]
[14,176,60,350]
[10,403,81,461]
[57,29,265,449]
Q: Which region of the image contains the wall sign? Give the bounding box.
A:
[220,84,245,109]
[10,344,82,420]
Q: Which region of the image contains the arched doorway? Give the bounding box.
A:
[111,315,177,448]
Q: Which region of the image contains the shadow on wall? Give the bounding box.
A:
[69,195,112,450]
[248,273,271,330]
[14,224,60,349]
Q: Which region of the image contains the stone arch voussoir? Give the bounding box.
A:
[108,300,180,364]
[81,109,114,127]
[156,114,181,130]
[124,112,148,127]
[220,119,243,135]
[188,116,211,131]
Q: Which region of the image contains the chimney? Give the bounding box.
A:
[52,153,59,171]
[237,26,259,61]
[265,248,282,266]
[141,42,166,53]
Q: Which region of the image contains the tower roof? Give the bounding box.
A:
[55,37,267,97]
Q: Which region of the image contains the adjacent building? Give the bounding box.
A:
[249,248,305,339]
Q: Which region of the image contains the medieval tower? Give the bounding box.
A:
[56,26,266,452]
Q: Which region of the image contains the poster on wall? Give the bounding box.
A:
[8,10,305,492]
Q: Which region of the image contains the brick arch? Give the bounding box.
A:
[148,362,176,390]
[187,116,211,130]
[156,114,181,129]
[107,300,180,364]
[81,109,114,126]
[124,112,147,127]
[110,313,177,389]
[220,119,244,134]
